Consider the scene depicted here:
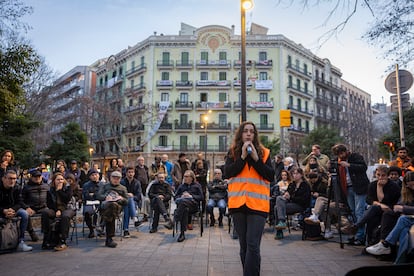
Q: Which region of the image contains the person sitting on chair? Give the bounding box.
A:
[41,172,75,251]
[174,170,204,242]
[121,166,142,238]
[274,167,311,239]
[148,173,173,233]
[96,170,128,248]
[206,168,227,227]
[0,170,33,252]
[82,169,105,238]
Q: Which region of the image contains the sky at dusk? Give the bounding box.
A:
[23,0,413,105]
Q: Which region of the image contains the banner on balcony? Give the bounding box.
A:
[141,101,170,147]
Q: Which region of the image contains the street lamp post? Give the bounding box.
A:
[204,114,208,163]
[240,0,254,123]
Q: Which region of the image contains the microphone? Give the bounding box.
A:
[247,146,252,154]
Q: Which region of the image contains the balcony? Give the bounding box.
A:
[195,80,231,89]
[158,123,173,131]
[156,60,174,69]
[196,101,231,111]
[255,80,273,91]
[176,60,194,69]
[255,60,273,69]
[314,77,343,95]
[256,123,275,132]
[124,83,146,96]
[195,122,231,132]
[288,125,310,134]
[287,64,312,80]
[155,101,173,111]
[196,60,231,69]
[287,104,313,118]
[174,120,193,131]
[156,80,174,89]
[287,84,313,99]
[233,60,253,69]
[125,64,147,78]
[175,101,194,110]
[175,80,193,89]
[233,79,253,89]
[248,101,274,110]
[123,103,145,113]
[122,124,145,133]
[233,102,253,111]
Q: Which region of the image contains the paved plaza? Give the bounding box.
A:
[2,215,394,276]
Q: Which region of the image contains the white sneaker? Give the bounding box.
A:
[17,241,33,252]
[304,214,320,225]
[324,230,334,239]
[366,242,391,255]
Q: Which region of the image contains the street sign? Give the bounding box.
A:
[279,110,291,127]
[385,69,413,94]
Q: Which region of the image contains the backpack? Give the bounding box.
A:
[302,221,322,241]
[0,217,20,253]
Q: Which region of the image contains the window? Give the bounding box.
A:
[260,114,268,126]
[259,93,268,102]
[159,135,168,147]
[181,52,189,65]
[200,93,208,102]
[219,136,227,152]
[180,136,188,151]
[130,79,134,89]
[259,51,267,61]
[162,52,170,65]
[161,72,169,80]
[219,51,227,61]
[303,64,308,74]
[298,118,302,129]
[305,101,308,112]
[219,72,226,81]
[297,99,301,110]
[200,72,208,80]
[180,114,188,124]
[259,72,267,80]
[140,76,144,86]
[201,51,208,62]
[131,61,135,70]
[287,55,292,67]
[289,95,293,106]
[140,56,145,66]
[304,82,308,93]
[305,121,309,132]
[181,72,188,81]
[136,137,141,147]
[218,92,226,102]
[128,138,132,148]
[129,99,133,106]
[219,114,227,127]
[161,93,169,101]
[295,59,300,70]
[288,75,293,87]
[179,93,189,103]
[200,136,207,151]
[296,79,301,90]
[138,96,143,104]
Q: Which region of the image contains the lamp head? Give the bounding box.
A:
[241,0,254,11]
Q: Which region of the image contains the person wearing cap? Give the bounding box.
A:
[21,169,50,242]
[82,168,105,238]
[96,170,128,248]
[67,160,81,185]
[172,152,191,190]
[301,144,330,170]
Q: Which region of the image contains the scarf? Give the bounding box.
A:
[338,159,347,196]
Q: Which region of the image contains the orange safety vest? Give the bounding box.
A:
[227,148,270,213]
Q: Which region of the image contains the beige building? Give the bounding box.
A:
[90,23,372,167]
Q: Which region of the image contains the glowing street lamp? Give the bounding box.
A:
[240,0,254,122]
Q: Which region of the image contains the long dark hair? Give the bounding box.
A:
[229,121,264,160]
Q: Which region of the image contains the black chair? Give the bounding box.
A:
[172,200,203,237]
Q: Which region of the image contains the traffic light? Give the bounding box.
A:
[383,141,395,152]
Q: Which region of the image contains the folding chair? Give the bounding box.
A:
[172,200,203,237]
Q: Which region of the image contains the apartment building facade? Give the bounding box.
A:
[91,23,370,167]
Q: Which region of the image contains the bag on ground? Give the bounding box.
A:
[0,217,20,253]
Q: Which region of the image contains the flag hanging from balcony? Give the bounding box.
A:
[141,101,170,147]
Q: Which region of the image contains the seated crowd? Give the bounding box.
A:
[1,145,414,265]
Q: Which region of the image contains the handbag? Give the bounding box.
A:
[0,217,20,253]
